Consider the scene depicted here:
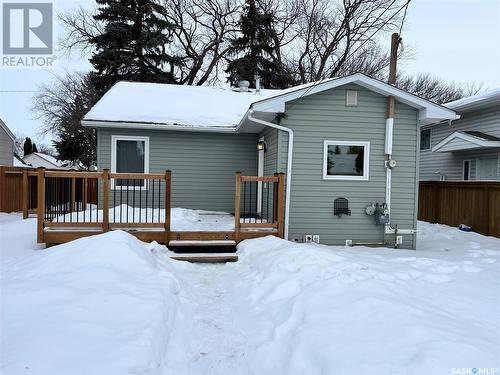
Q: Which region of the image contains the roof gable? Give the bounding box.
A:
[432,131,500,152]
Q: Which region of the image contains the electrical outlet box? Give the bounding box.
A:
[312,235,320,244]
[292,237,300,243]
[396,236,403,245]
[345,239,353,247]
[303,234,313,243]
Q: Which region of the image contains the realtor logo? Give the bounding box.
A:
[2,2,53,55]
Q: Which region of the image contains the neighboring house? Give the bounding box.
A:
[0,119,16,166]
[420,89,500,181]
[82,73,457,249]
[22,152,81,170]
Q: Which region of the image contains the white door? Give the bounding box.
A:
[477,158,498,180]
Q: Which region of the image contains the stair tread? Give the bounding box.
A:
[170,253,238,263]
[169,240,236,246]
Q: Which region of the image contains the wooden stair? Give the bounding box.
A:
[168,240,237,263]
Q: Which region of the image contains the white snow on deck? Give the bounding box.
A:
[1,213,499,374]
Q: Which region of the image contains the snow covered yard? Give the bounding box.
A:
[1,212,499,375]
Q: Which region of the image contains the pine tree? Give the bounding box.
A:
[32,143,38,153]
[23,137,33,156]
[89,0,178,95]
[226,0,294,89]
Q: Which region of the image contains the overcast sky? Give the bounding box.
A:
[1,0,499,146]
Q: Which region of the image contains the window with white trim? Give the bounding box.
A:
[323,141,370,180]
[111,135,149,189]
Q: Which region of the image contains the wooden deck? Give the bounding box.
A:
[30,168,285,248]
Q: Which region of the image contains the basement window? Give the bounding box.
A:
[111,135,150,189]
[323,140,370,181]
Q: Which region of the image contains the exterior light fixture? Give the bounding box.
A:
[257,140,267,152]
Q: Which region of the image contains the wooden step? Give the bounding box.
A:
[168,240,236,247]
[170,253,238,263]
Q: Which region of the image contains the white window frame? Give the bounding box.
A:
[462,159,471,181]
[323,140,370,181]
[111,135,150,190]
[420,128,432,151]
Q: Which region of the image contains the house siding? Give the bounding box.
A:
[420,105,500,181]
[97,128,258,212]
[0,126,14,166]
[280,84,419,248]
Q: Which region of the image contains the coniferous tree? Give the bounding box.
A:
[23,137,33,156]
[89,0,178,95]
[32,143,38,153]
[226,0,294,89]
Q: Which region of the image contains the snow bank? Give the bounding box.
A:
[0,216,183,374]
[228,224,500,374]
[1,215,499,375]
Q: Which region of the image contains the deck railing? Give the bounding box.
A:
[33,168,284,245]
[37,168,171,244]
[234,172,285,240]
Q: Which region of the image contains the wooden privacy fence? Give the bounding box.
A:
[34,168,285,246]
[418,181,500,238]
[0,166,97,216]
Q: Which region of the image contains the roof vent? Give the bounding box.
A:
[238,80,250,92]
[346,90,358,106]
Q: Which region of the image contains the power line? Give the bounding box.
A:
[0,90,40,93]
[286,0,412,113]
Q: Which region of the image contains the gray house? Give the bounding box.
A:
[420,89,500,181]
[0,118,16,166]
[82,73,457,249]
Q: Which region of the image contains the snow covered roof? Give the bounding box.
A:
[432,131,500,153]
[0,118,16,142]
[445,88,500,112]
[83,82,280,130]
[13,154,32,167]
[22,152,81,170]
[83,73,458,132]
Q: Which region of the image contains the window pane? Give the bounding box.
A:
[116,140,145,186]
[463,161,469,180]
[327,145,364,176]
[420,129,431,150]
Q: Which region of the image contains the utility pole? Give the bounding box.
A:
[384,32,401,216]
[385,32,401,155]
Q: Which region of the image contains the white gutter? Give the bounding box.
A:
[81,119,238,133]
[247,110,293,240]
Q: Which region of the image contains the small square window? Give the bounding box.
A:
[346,90,358,106]
[111,135,149,190]
[323,141,370,181]
[420,129,431,150]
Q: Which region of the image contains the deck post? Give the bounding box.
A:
[36,167,45,243]
[164,170,171,244]
[273,173,279,223]
[22,169,28,219]
[234,172,242,242]
[277,173,285,238]
[70,177,76,212]
[102,169,110,232]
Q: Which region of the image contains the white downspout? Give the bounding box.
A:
[248,109,293,240]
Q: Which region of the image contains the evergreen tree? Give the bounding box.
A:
[89,0,178,95]
[226,0,294,89]
[23,137,33,156]
[32,143,38,153]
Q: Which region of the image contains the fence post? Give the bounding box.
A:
[102,169,110,232]
[36,167,45,243]
[234,172,242,242]
[0,166,4,212]
[277,173,285,238]
[164,170,171,244]
[22,169,28,219]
